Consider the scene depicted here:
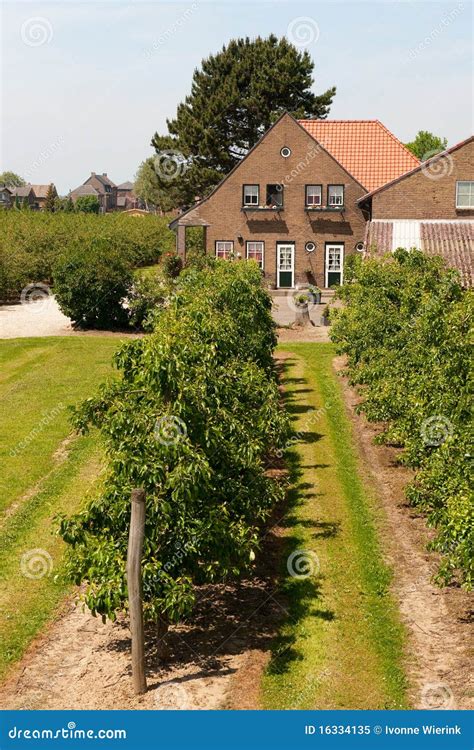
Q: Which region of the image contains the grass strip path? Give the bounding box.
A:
[0,336,122,680]
[262,343,407,709]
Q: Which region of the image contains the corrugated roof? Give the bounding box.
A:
[366,219,474,287]
[298,120,420,192]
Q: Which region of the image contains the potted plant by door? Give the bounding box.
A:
[308,284,321,305]
[321,304,331,326]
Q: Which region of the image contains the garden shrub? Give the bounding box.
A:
[53,239,133,329]
[59,261,290,626]
[331,249,473,588]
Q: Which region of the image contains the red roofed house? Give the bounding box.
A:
[360,136,474,287]
[170,112,420,289]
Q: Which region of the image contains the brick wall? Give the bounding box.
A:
[371,140,474,220]
[181,114,368,288]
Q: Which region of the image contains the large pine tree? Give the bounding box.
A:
[151,35,336,205]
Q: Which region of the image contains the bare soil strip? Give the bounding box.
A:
[333,356,473,710]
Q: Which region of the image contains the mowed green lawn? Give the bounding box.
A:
[262,344,408,709]
[0,336,122,680]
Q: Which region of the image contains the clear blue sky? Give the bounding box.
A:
[1,0,472,194]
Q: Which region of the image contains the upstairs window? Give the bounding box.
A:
[243,184,259,206]
[266,183,283,208]
[328,185,344,206]
[456,181,474,208]
[215,241,233,260]
[306,185,322,207]
[246,241,264,269]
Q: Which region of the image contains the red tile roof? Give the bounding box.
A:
[298,120,420,192]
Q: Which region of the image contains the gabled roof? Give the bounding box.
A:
[84,173,116,191]
[358,135,474,202]
[117,181,134,191]
[70,184,99,198]
[0,185,13,193]
[29,184,55,199]
[11,186,34,198]
[298,120,420,192]
[170,111,368,229]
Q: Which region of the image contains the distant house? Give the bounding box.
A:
[69,183,101,207]
[360,136,474,287]
[116,181,143,210]
[0,185,12,208]
[29,184,57,210]
[70,172,117,212]
[11,185,36,208]
[9,183,57,210]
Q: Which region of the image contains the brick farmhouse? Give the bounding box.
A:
[171,113,473,288]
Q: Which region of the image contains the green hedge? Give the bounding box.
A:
[0,211,175,301]
[59,260,290,624]
[331,249,473,588]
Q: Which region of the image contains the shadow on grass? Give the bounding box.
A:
[263,358,337,677]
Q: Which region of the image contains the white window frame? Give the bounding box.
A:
[328,184,344,207]
[276,242,295,289]
[456,181,474,209]
[215,241,233,260]
[246,241,264,270]
[306,185,322,207]
[243,184,259,207]
[325,243,344,287]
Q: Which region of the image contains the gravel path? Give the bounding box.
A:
[0,297,73,339]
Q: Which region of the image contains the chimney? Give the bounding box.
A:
[102,173,107,177]
[91,172,96,176]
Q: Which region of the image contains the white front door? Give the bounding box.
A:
[277,242,295,288]
[325,244,344,287]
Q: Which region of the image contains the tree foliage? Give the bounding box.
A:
[58,261,290,625]
[44,183,57,212]
[0,171,26,188]
[331,250,473,588]
[75,195,101,214]
[405,130,448,160]
[151,35,336,205]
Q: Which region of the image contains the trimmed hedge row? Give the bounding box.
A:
[331,250,473,588]
[59,260,290,625]
[0,211,175,301]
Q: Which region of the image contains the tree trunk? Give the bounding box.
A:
[294,303,311,327]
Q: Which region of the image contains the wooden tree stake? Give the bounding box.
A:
[127,488,147,694]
